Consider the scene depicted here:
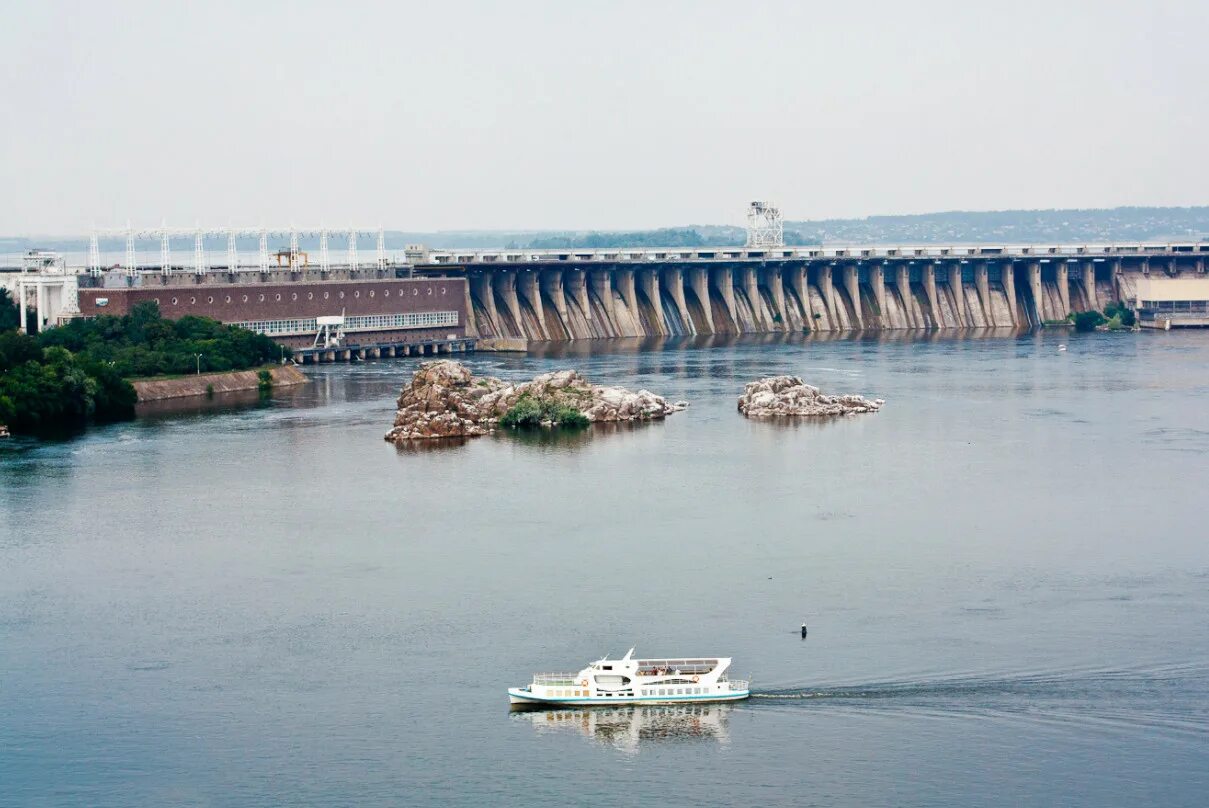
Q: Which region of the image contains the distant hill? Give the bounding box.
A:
[5,207,1208,254]
[782,207,1209,245]
[404,206,1209,248]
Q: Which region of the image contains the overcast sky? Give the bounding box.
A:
[2,0,1206,235]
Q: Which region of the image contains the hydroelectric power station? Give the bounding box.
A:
[8,206,1209,353]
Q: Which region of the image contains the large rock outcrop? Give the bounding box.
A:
[738,376,884,418]
[385,360,686,442]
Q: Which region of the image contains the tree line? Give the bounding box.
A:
[0,293,287,435]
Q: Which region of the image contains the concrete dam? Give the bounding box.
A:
[422,244,1206,340]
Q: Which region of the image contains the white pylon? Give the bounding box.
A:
[161,231,171,275]
[320,230,330,272]
[289,228,300,269]
[348,231,358,271]
[194,228,207,274]
[258,228,269,273]
[227,231,238,273]
[88,232,101,274]
[125,225,136,275]
[377,228,386,270]
[745,201,784,248]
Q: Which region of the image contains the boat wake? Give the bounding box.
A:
[749,662,1209,739]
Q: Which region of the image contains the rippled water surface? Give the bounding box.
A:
[3,330,1208,806]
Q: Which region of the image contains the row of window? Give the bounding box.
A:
[1140,300,1209,312]
[548,686,712,698]
[236,311,459,337]
[156,284,449,308]
[643,687,710,697]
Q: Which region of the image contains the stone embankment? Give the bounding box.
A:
[132,365,309,402]
[738,376,884,418]
[385,360,686,442]
[475,337,529,352]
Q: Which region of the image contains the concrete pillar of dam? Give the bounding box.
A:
[895,265,914,328]
[566,270,590,320]
[786,265,808,329]
[1028,263,1042,325]
[739,266,763,328]
[636,268,667,335]
[540,269,569,329]
[869,265,886,325]
[493,270,524,337]
[517,270,549,340]
[923,264,939,327]
[1056,262,1070,317]
[763,267,786,329]
[1083,261,1100,311]
[614,268,639,335]
[688,267,714,333]
[590,269,618,332]
[843,265,863,328]
[1002,262,1017,326]
[470,272,499,334]
[975,264,991,324]
[818,266,839,326]
[947,264,966,326]
[710,266,737,328]
[662,267,691,333]
[461,279,479,337]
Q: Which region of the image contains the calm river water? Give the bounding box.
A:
[3,330,1208,807]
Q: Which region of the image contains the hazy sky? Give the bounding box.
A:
[2,0,1206,235]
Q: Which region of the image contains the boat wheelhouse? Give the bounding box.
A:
[508,648,750,707]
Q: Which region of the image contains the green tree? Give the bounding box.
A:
[1073,310,1106,332]
[0,289,19,332]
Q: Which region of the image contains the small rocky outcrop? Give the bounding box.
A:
[385,360,687,442]
[738,376,884,418]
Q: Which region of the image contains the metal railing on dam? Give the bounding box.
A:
[418,242,1209,339]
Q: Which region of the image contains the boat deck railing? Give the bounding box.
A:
[727,679,750,691]
[532,673,581,685]
[634,661,718,676]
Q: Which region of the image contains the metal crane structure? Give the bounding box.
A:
[745,201,784,249]
[87,226,389,276]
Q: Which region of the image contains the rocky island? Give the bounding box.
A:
[738,376,884,418]
[385,360,687,442]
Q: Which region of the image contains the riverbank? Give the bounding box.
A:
[131,365,308,402]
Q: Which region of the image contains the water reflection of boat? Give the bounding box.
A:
[514,703,734,753]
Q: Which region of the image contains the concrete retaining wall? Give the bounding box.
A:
[132,365,308,402]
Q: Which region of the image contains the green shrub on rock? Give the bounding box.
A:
[500,393,589,430]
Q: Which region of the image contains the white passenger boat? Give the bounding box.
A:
[508,648,750,707]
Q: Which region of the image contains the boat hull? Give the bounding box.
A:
[508,687,750,708]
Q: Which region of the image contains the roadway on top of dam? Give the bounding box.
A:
[424,241,1209,267]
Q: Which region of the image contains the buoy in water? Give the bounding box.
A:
[801,622,808,639]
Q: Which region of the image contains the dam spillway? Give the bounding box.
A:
[422,244,1209,340]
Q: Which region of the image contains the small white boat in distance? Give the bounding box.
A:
[508,648,750,707]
